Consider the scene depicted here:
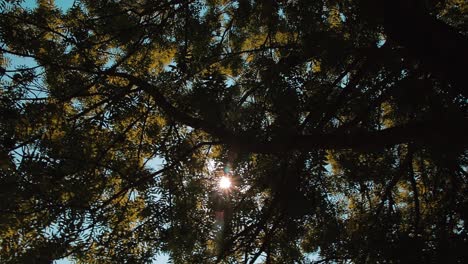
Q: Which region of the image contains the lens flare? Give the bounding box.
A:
[219,176,231,189]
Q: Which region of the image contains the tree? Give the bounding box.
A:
[0,0,467,263]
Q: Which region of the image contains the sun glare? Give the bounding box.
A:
[219,176,232,189]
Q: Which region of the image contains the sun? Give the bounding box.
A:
[218,176,232,189]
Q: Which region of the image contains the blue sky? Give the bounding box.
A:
[22,0,75,11]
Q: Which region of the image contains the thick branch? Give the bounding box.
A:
[113,73,468,153]
[235,120,468,153]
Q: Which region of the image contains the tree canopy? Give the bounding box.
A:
[1,0,467,263]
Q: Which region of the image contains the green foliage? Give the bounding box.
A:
[0,0,467,263]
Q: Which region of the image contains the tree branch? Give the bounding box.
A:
[110,72,468,154]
